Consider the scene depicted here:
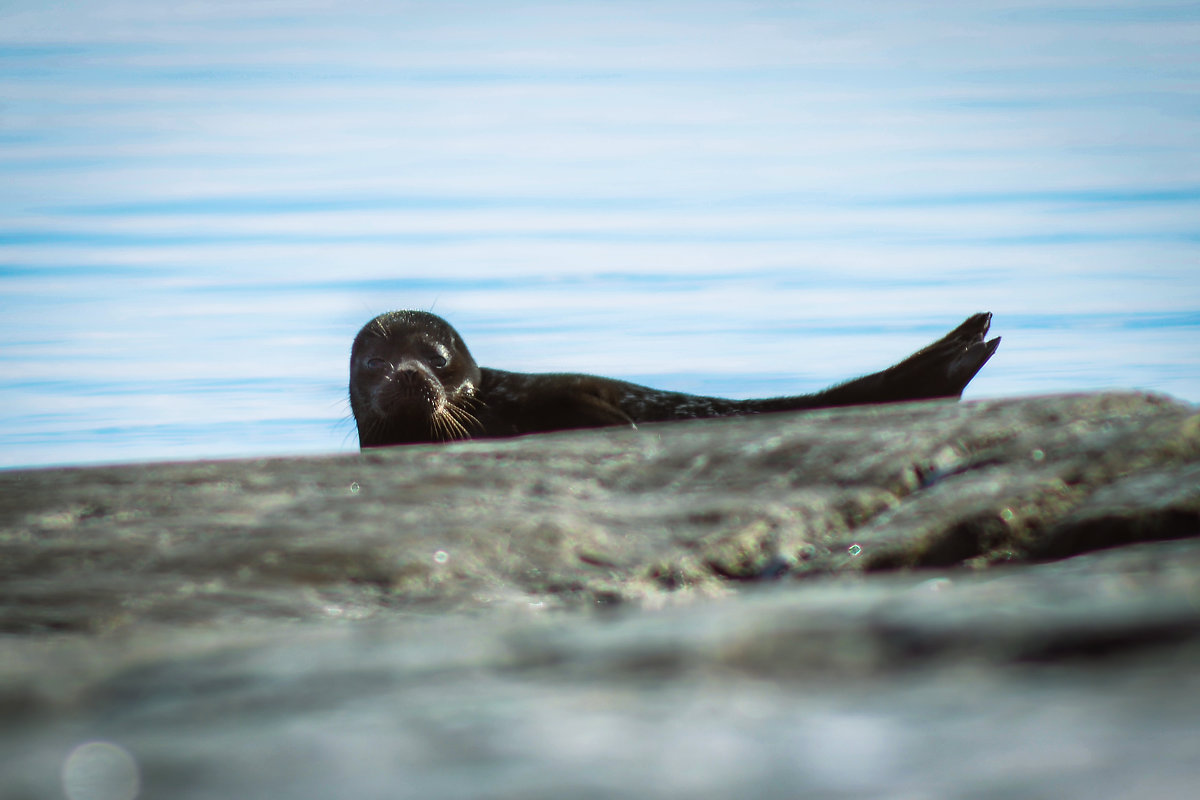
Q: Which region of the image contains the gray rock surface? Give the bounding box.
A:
[1,392,1198,798]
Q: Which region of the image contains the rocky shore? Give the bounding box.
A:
[2,391,1198,799]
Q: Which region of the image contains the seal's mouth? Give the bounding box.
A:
[372,368,445,417]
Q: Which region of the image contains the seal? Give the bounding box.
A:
[349,310,1000,448]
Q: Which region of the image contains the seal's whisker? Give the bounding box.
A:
[444,402,479,434]
[436,412,466,441]
[443,402,476,440]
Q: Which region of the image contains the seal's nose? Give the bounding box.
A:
[387,357,430,378]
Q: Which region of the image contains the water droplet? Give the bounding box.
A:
[62,741,140,800]
[1000,508,1015,522]
[433,550,449,564]
[847,544,862,557]
[349,482,360,494]
[1031,449,1045,462]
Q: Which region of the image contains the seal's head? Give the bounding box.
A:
[349,310,482,447]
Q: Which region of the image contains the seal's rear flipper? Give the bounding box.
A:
[801,313,1001,408]
[901,311,1001,399]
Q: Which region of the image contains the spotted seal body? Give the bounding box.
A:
[349,310,1000,448]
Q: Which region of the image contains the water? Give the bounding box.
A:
[2,0,1198,469]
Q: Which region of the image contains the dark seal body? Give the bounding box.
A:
[350,310,1001,448]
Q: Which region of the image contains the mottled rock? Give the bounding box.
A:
[1,392,1198,799]
[2,391,1195,631]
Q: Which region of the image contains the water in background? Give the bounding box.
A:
[1,0,1198,469]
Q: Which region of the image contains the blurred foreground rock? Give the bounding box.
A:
[1,391,1198,799]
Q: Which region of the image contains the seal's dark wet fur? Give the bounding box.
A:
[350,310,1000,448]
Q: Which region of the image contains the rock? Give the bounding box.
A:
[0,391,1197,798]
[2,391,1196,630]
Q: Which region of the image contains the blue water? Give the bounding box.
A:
[2,0,1198,469]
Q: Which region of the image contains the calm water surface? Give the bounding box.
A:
[2,0,1198,468]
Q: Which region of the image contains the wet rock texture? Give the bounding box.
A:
[1,391,1198,799]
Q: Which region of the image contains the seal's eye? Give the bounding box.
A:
[365,357,386,370]
[428,354,448,369]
